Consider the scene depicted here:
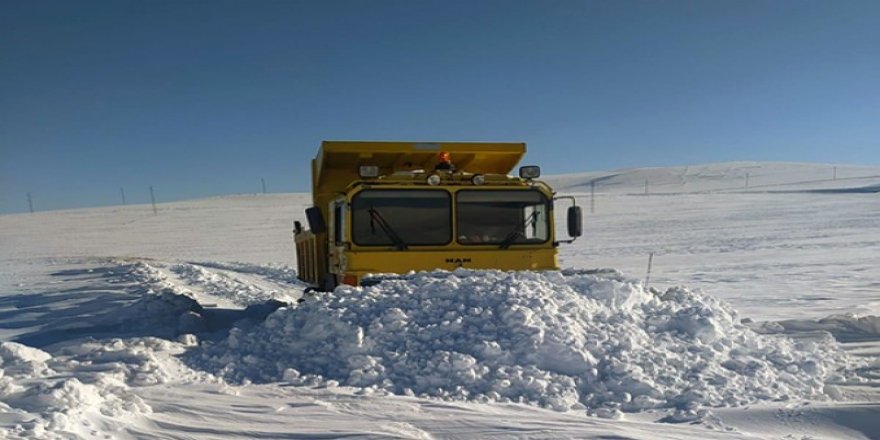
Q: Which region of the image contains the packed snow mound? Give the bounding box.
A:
[117,263,291,336]
[193,270,863,413]
[0,341,157,439]
[169,261,300,306]
[1,342,54,378]
[0,335,217,439]
[120,287,205,337]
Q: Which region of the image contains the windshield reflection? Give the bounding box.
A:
[457,190,549,245]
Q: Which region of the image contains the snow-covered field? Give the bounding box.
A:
[1,161,879,439]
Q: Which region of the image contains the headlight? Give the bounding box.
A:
[359,165,379,178]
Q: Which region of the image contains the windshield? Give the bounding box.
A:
[457,190,549,245]
[351,190,451,246]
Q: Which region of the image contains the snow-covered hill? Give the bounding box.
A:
[1,161,879,439]
[546,161,880,194]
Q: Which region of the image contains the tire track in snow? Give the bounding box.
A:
[151,261,305,308]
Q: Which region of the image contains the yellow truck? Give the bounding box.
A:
[294,141,582,290]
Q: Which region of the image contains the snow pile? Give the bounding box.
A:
[118,262,290,336]
[193,270,863,414]
[119,286,206,336]
[0,342,53,378]
[170,262,297,306]
[0,341,153,439]
[112,262,212,335]
[186,261,300,285]
[54,338,196,386]
[122,260,299,308]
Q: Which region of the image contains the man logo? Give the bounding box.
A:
[445,257,472,266]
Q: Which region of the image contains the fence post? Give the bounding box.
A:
[120,187,126,205]
[261,178,267,194]
[27,193,34,214]
[149,186,157,215]
[645,252,654,289]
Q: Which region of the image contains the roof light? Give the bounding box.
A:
[427,174,441,186]
[359,165,379,178]
[471,174,486,185]
[519,165,541,179]
[435,152,454,171]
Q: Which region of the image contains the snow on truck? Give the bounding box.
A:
[293,141,583,291]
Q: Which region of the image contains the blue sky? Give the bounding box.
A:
[1,0,878,213]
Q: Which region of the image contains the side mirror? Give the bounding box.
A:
[305,207,327,233]
[567,205,583,238]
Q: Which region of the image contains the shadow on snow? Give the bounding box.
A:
[0,263,286,349]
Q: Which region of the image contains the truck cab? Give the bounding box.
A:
[294,141,582,290]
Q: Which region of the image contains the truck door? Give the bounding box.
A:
[327,198,347,288]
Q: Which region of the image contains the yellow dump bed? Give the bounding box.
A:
[312,141,526,206]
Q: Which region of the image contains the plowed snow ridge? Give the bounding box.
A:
[188,269,866,416]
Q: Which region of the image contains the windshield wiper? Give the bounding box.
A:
[368,207,408,251]
[499,210,540,249]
